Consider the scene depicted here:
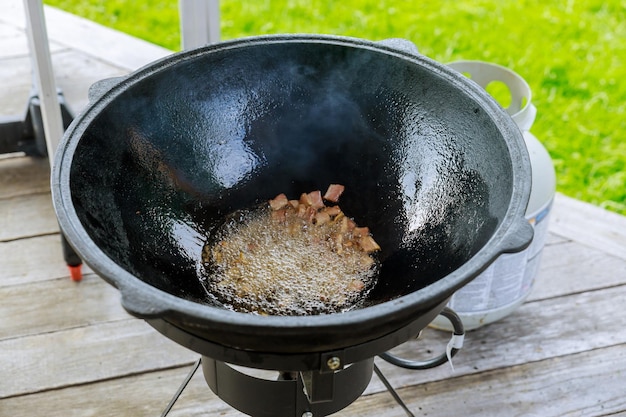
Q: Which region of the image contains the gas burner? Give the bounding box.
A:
[158,308,464,417]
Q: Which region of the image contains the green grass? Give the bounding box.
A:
[45,0,626,215]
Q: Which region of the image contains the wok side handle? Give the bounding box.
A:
[120,285,169,318]
[499,218,534,254]
[87,76,126,103]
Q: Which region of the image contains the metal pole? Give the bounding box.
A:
[22,0,65,167]
[179,0,220,50]
[160,358,202,417]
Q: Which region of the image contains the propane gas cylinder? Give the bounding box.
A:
[431,61,556,331]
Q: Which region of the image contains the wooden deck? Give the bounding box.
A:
[2,3,626,416]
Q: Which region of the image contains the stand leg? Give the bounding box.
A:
[21,1,84,280]
[160,358,202,417]
[61,233,82,281]
[374,364,415,417]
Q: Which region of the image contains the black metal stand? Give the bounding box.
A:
[160,357,417,417]
[1,92,83,279]
[157,309,465,417]
[202,357,374,417]
[0,91,73,157]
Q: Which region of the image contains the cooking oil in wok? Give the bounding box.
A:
[201,195,380,316]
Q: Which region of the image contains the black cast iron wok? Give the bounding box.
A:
[52,35,532,365]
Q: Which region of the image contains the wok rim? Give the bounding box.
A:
[52,34,531,347]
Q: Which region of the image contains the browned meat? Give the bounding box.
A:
[323,184,345,203]
[269,193,289,210]
[202,185,381,316]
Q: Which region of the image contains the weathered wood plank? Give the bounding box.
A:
[0,234,80,287]
[45,48,131,114]
[0,319,197,399]
[370,282,626,392]
[4,343,625,417]
[2,281,625,401]
[0,365,226,417]
[528,239,626,301]
[0,157,51,199]
[0,54,35,116]
[552,193,626,262]
[0,26,77,129]
[0,275,127,340]
[344,344,626,417]
[0,192,58,242]
[0,47,131,124]
[545,231,570,246]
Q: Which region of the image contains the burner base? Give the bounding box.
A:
[202,357,374,417]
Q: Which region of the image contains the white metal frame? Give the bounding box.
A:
[179,0,220,50]
[22,0,221,164]
[22,0,64,164]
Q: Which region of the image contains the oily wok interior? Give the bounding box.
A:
[54,36,531,355]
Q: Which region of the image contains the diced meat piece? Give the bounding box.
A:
[331,211,345,224]
[323,184,345,203]
[289,200,300,209]
[347,279,365,292]
[307,190,325,209]
[359,236,381,253]
[269,193,289,210]
[334,233,344,254]
[271,207,287,222]
[313,211,331,226]
[296,203,308,218]
[352,227,370,238]
[359,254,375,270]
[321,205,342,217]
[299,192,313,207]
[288,221,301,236]
[304,206,317,223]
[340,216,356,233]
